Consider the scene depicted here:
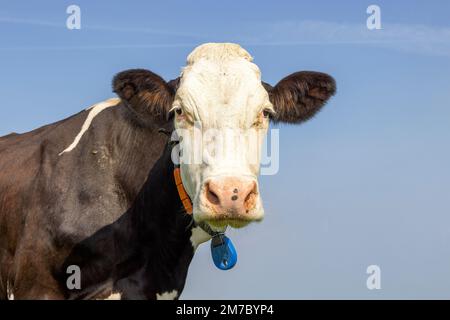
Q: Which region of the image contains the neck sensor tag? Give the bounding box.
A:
[210,233,237,270]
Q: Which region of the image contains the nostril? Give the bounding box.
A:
[205,182,220,205]
[243,182,258,211]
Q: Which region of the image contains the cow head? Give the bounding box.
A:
[113,43,336,230]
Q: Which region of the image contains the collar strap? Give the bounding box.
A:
[169,137,222,237]
[173,167,222,237]
[173,167,193,215]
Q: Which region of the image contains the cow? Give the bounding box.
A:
[0,43,336,300]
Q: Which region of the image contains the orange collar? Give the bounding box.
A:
[173,167,193,215]
[174,167,220,237]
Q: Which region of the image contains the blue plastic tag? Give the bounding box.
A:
[210,234,237,270]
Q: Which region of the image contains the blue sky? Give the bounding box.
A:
[1,1,450,299]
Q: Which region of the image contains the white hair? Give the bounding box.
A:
[186,43,253,65]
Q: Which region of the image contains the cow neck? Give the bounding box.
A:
[114,117,195,245]
[131,141,193,244]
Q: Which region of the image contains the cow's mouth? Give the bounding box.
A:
[205,218,252,229]
[200,211,264,229]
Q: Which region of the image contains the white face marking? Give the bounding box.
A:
[156,289,178,300]
[190,226,212,250]
[174,43,272,223]
[59,98,120,156]
[104,292,122,300]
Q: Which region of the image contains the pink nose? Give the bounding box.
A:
[203,177,258,217]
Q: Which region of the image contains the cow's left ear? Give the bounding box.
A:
[113,69,177,121]
[264,71,336,124]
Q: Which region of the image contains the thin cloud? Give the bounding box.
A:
[0,16,61,27]
[1,17,449,56]
[0,16,206,39]
[0,43,198,51]
[238,20,450,57]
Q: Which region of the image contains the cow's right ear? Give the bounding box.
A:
[113,69,176,121]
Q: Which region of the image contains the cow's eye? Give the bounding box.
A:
[176,108,183,115]
[263,109,271,118]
